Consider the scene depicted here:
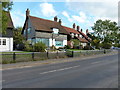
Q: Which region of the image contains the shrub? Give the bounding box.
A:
[33,42,47,52]
[113,43,120,48]
[100,43,112,49]
[64,45,71,49]
[24,41,33,52]
[50,45,56,51]
[83,45,93,50]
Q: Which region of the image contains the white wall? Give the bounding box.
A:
[0,37,13,52]
[81,43,87,47]
[49,38,55,47]
[63,40,67,46]
[49,38,67,48]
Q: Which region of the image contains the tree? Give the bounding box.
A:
[1,1,13,34]
[13,27,25,49]
[92,19,119,44]
[91,38,100,49]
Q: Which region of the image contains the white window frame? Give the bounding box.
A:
[0,39,1,45]
[3,39,6,45]
[53,28,59,34]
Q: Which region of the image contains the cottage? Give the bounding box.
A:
[22,9,91,49]
[0,12,14,51]
[22,9,68,48]
[62,23,90,48]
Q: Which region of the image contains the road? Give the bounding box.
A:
[2,53,118,88]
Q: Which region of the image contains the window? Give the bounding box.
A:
[0,39,1,45]
[3,39,6,45]
[36,38,49,47]
[28,27,31,34]
[23,30,26,35]
[53,28,59,34]
[55,41,63,46]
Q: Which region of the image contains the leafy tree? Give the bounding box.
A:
[1,1,13,34]
[71,39,80,46]
[91,38,100,49]
[92,19,119,44]
[13,27,25,49]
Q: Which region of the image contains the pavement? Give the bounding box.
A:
[2,50,118,88]
[1,50,118,70]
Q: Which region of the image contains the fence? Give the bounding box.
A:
[0,49,112,64]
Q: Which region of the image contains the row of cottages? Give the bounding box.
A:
[22,9,91,48]
[0,12,14,51]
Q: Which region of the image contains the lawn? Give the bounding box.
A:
[67,49,83,51]
[1,51,32,54]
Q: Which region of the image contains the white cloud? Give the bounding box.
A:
[39,3,57,17]
[72,11,87,23]
[62,11,73,22]
[62,11,87,24]
[11,11,26,27]
[66,2,118,23]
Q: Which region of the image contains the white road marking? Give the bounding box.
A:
[1,65,33,70]
[40,65,80,75]
[0,80,5,82]
[91,61,101,64]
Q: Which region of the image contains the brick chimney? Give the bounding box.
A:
[26,8,30,17]
[86,29,89,34]
[73,23,76,29]
[59,19,62,25]
[81,29,83,32]
[77,26,80,31]
[54,16,58,22]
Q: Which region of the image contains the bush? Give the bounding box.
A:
[100,43,112,49]
[24,41,33,52]
[83,45,93,50]
[64,45,71,49]
[50,45,56,50]
[113,43,120,48]
[33,42,47,52]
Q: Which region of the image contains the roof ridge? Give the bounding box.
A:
[29,15,57,23]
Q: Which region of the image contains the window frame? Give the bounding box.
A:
[0,39,1,45]
[3,39,6,45]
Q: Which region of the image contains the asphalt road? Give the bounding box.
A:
[2,53,118,88]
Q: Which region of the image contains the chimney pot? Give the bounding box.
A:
[26,8,30,17]
[54,16,58,21]
[81,29,83,32]
[59,19,62,25]
[77,26,80,31]
[86,29,89,34]
[73,23,76,29]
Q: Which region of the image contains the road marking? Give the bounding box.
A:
[40,65,80,75]
[0,80,5,82]
[91,61,101,64]
[2,66,33,70]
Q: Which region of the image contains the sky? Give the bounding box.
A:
[10,0,119,33]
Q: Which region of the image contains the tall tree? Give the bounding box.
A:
[1,1,13,34]
[13,27,25,49]
[92,19,119,44]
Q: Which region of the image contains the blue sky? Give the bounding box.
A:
[10,1,118,33]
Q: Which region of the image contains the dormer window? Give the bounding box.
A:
[53,28,59,34]
[76,34,78,37]
[71,33,74,38]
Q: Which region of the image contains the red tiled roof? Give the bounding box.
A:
[62,26,80,34]
[78,31,91,42]
[29,16,68,34]
[77,37,88,43]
